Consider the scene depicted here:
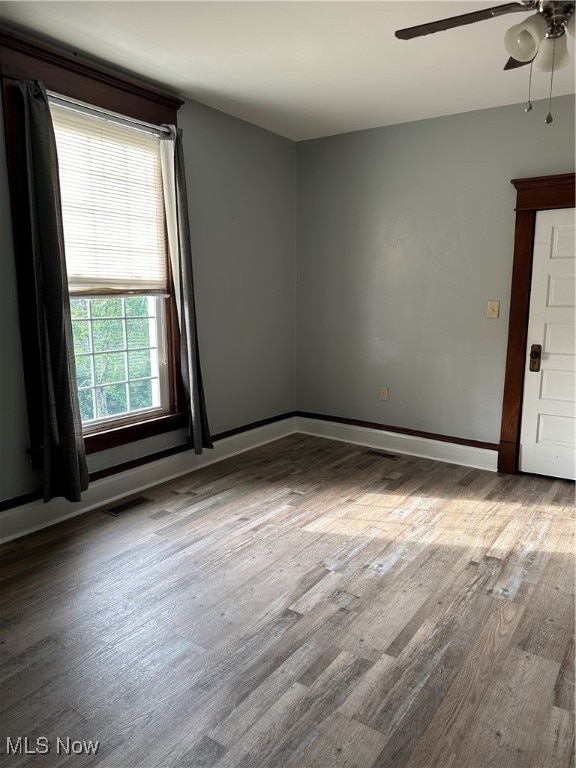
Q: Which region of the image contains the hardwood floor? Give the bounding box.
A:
[0,434,574,768]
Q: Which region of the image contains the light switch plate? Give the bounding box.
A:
[380,386,389,401]
[487,300,500,319]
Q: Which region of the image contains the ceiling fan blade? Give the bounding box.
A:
[395,3,532,40]
[503,55,533,69]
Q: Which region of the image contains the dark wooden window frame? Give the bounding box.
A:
[498,172,575,474]
[1,27,189,454]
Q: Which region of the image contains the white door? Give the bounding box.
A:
[519,208,575,480]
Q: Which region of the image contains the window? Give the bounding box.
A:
[1,30,189,465]
[49,96,172,432]
[71,296,168,429]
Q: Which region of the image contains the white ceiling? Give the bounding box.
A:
[1,0,574,140]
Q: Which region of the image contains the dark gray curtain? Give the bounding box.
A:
[18,81,89,502]
[162,126,213,452]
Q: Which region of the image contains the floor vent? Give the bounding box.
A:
[365,450,400,461]
[102,496,149,517]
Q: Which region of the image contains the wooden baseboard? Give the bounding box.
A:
[0,411,500,541]
[296,414,498,472]
[0,417,297,543]
[295,411,498,452]
[498,440,518,474]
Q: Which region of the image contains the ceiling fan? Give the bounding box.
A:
[396,0,576,72]
[395,1,575,121]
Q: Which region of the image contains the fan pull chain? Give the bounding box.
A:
[545,36,556,124]
[525,61,533,112]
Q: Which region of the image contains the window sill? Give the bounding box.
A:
[84,411,189,454]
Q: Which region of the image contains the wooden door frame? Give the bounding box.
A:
[498,172,575,473]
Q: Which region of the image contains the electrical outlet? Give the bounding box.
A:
[486,300,500,319]
[379,386,389,401]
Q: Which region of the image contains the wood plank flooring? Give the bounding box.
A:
[0,434,574,767]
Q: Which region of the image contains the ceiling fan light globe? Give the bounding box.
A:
[504,14,548,61]
[504,24,537,61]
[567,14,575,38]
[520,13,547,43]
[533,33,570,71]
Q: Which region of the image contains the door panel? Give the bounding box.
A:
[519,208,575,480]
[540,369,575,402]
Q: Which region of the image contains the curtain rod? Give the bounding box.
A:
[46,91,174,138]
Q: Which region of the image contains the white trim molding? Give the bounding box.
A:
[0,415,498,543]
[0,418,297,544]
[296,416,498,473]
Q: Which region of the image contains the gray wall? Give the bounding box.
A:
[180,100,296,434]
[2,89,575,503]
[296,95,576,444]
[0,97,296,502]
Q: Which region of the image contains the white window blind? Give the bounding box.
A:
[49,101,168,295]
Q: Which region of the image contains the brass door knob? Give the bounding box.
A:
[529,344,542,372]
